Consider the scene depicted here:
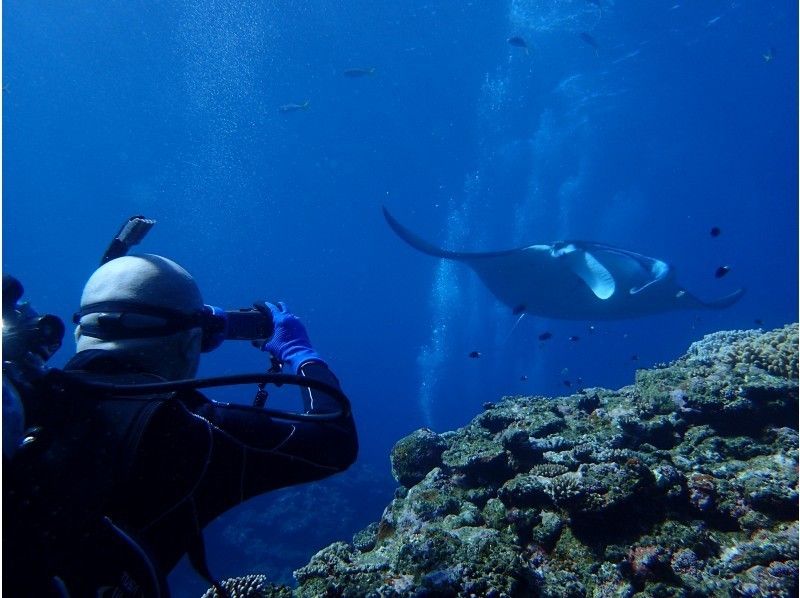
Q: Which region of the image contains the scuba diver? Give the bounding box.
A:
[3,217,357,597]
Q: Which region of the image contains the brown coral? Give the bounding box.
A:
[724,324,798,379]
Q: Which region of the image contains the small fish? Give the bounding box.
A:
[763,47,776,62]
[710,226,721,237]
[561,368,570,376]
[631,354,639,361]
[507,36,529,54]
[520,375,528,382]
[563,380,572,388]
[580,32,599,51]
[512,304,526,315]
[278,100,310,113]
[468,351,481,359]
[538,331,553,341]
[706,16,721,27]
[754,318,764,326]
[569,335,580,342]
[343,67,376,78]
[715,265,731,279]
[588,325,596,334]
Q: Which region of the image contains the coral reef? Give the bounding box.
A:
[212,324,798,597]
[200,574,292,598]
[187,462,393,593]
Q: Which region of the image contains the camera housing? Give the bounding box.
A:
[2,276,66,458]
[224,308,274,342]
[2,276,65,366]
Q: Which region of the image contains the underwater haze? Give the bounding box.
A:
[3,0,797,594]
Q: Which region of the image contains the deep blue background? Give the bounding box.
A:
[4,1,797,595]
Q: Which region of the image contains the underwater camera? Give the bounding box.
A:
[3,275,65,365]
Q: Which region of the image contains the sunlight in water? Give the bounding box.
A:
[416,259,458,427]
[415,197,472,427]
[510,0,604,33]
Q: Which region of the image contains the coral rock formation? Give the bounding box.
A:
[211,324,799,597]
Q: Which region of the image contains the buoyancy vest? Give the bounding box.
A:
[3,368,174,597]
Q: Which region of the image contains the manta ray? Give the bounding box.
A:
[383,207,744,320]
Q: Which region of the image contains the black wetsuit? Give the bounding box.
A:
[3,349,358,597]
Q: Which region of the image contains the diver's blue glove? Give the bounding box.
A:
[256,302,324,374]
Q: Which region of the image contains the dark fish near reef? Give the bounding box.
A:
[507,36,529,54]
[278,101,310,113]
[710,227,721,237]
[539,332,553,341]
[563,380,572,388]
[383,207,745,320]
[344,67,376,78]
[580,32,599,50]
[631,354,639,361]
[468,351,481,359]
[569,335,580,342]
[754,318,764,326]
[715,266,731,279]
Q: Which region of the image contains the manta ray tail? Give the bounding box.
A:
[383,207,466,259]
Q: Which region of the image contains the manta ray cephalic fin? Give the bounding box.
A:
[559,246,616,300]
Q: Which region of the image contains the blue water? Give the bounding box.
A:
[4,1,797,594]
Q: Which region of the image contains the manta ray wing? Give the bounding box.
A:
[382,206,524,259]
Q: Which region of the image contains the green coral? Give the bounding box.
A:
[547,473,585,509]
[529,463,570,477]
